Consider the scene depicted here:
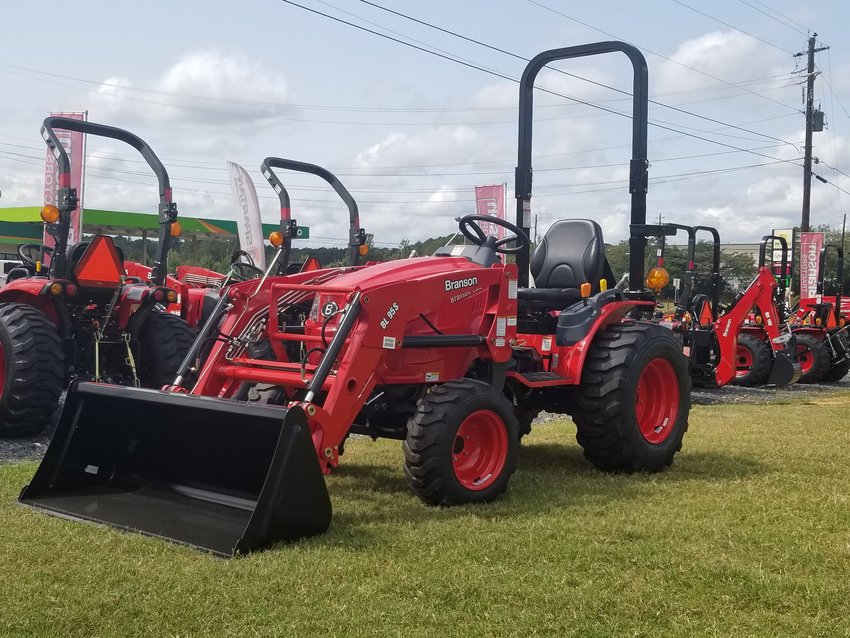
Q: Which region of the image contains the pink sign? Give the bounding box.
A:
[43,112,86,248]
[474,184,506,239]
[799,232,824,298]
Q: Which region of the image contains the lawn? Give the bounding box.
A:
[2,394,850,637]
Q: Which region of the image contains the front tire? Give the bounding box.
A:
[572,323,690,473]
[135,312,196,388]
[822,333,850,382]
[403,379,519,506]
[0,303,64,436]
[794,333,830,383]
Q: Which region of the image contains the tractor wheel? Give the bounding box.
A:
[731,334,771,387]
[823,334,850,382]
[572,323,690,473]
[0,303,63,436]
[403,379,519,506]
[794,333,830,383]
[135,312,196,388]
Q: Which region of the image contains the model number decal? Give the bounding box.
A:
[445,276,478,291]
[380,302,399,330]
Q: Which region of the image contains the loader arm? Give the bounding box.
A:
[712,267,796,386]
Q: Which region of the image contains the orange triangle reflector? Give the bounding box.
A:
[73,236,124,288]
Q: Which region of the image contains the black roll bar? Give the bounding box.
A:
[41,117,177,285]
[515,41,649,289]
[260,157,366,268]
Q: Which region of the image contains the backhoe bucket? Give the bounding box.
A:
[768,349,801,387]
[19,382,331,557]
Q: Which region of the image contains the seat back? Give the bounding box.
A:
[530,219,606,290]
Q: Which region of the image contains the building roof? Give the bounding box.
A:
[0,206,281,244]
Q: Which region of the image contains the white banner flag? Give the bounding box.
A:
[227,161,266,269]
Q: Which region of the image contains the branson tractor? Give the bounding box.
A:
[21,41,692,556]
[636,224,799,388]
[0,118,194,436]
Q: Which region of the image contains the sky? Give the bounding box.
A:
[2,0,849,252]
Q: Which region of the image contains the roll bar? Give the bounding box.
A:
[260,157,366,268]
[759,235,789,300]
[515,41,649,289]
[41,117,177,285]
[693,226,721,318]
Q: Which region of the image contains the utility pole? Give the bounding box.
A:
[795,34,829,233]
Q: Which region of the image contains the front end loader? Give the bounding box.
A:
[21,41,691,556]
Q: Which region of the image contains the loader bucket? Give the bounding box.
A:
[19,382,331,557]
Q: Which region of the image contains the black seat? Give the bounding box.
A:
[517,219,607,311]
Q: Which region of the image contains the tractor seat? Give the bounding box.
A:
[517,219,607,311]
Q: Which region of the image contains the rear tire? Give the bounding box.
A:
[403,379,518,506]
[794,333,830,383]
[823,333,850,382]
[571,323,690,473]
[732,334,771,387]
[0,303,64,436]
[135,312,196,388]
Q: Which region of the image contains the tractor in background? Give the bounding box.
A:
[0,118,194,436]
[22,41,691,556]
[786,243,849,382]
[636,224,799,388]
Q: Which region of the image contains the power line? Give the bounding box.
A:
[526,0,801,114]
[740,0,813,35]
[355,0,797,149]
[670,0,796,55]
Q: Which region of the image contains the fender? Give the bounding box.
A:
[0,280,64,326]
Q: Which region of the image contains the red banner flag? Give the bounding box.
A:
[43,112,86,248]
[474,184,506,239]
[799,232,824,298]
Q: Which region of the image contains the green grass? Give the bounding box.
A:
[3,395,850,637]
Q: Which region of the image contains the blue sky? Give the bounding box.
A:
[1,0,848,250]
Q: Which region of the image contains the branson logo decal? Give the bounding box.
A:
[445,276,478,292]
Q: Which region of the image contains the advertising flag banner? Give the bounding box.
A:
[43,112,85,248]
[800,232,824,298]
[227,161,266,270]
[474,184,506,239]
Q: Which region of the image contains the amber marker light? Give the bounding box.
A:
[359,245,369,256]
[40,205,60,223]
[269,231,283,248]
[170,221,182,237]
[645,266,669,292]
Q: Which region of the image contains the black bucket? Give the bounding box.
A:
[768,346,802,388]
[19,382,332,557]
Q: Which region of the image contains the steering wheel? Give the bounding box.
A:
[229,261,265,281]
[458,215,530,254]
[17,243,53,268]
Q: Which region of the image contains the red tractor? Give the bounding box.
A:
[21,41,691,556]
[0,118,194,436]
[637,224,799,388]
[786,243,849,382]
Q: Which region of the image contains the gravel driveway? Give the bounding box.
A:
[3,378,849,465]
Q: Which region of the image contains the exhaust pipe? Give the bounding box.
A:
[19,382,331,556]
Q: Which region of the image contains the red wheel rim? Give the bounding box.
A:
[452,410,508,491]
[796,344,813,375]
[735,344,753,377]
[635,358,679,444]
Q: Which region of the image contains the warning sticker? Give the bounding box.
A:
[496,317,507,337]
[425,372,439,382]
[495,338,505,347]
[508,279,518,300]
[507,316,517,327]
[541,338,552,351]
[451,245,465,256]
[382,336,397,349]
